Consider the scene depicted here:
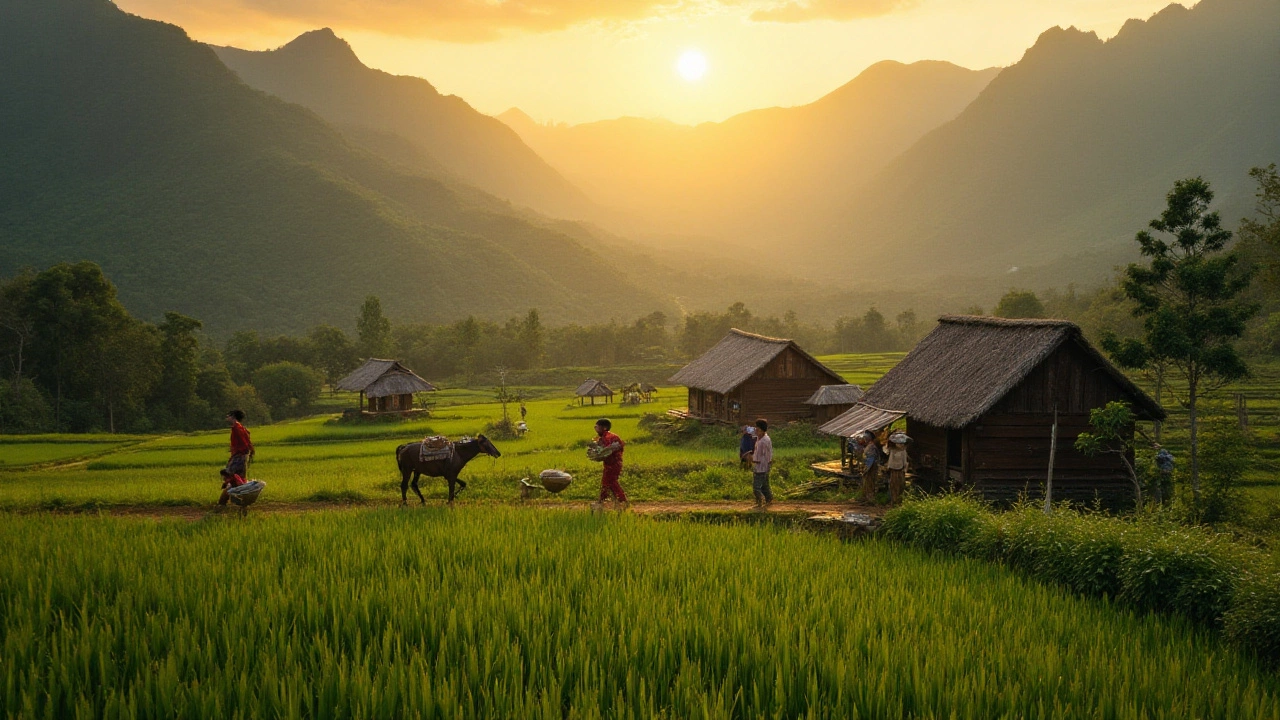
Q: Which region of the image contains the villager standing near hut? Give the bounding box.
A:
[590,418,628,511]
[855,430,881,504]
[225,409,254,478]
[886,433,911,505]
[748,419,774,508]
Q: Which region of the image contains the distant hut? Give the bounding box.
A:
[822,316,1165,506]
[670,329,845,424]
[804,384,864,424]
[575,379,614,405]
[336,359,437,415]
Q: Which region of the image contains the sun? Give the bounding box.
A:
[676,49,708,82]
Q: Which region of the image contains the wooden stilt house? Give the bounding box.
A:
[669,329,845,424]
[830,316,1165,506]
[336,359,437,416]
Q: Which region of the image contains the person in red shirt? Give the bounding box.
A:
[593,418,628,510]
[225,409,254,479]
[217,468,246,507]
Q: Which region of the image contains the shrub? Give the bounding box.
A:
[881,494,987,553]
[1224,570,1280,667]
[251,362,322,418]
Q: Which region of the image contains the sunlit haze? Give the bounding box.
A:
[677,49,709,82]
[117,0,1180,124]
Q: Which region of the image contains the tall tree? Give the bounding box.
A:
[0,270,35,397]
[153,312,203,425]
[994,290,1046,319]
[1103,177,1257,505]
[518,309,545,369]
[357,295,393,359]
[308,325,359,387]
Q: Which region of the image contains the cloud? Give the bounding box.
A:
[119,0,920,42]
[750,0,919,23]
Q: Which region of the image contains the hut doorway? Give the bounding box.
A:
[946,428,963,473]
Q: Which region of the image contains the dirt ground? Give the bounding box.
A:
[20,499,889,522]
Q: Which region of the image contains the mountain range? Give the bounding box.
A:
[499,60,999,247]
[808,0,1280,284]
[0,0,670,335]
[212,30,592,220]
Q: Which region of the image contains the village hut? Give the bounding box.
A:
[575,379,614,405]
[804,384,865,424]
[820,316,1165,506]
[669,329,845,424]
[335,359,437,415]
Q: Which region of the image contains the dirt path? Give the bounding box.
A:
[19,499,888,522]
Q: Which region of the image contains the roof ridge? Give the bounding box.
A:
[938,314,1078,329]
[728,328,791,343]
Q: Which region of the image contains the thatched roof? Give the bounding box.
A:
[805,384,864,406]
[335,359,436,397]
[575,379,613,397]
[818,403,906,438]
[668,329,843,395]
[860,315,1165,429]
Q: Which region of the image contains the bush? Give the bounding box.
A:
[883,497,1278,662]
[251,362,322,419]
[0,379,54,433]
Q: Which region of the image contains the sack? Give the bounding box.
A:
[226,480,266,507]
[586,441,614,462]
[420,436,454,462]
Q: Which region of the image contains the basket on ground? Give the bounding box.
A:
[539,470,573,493]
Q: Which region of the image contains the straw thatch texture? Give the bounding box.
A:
[365,371,437,399]
[860,315,1164,429]
[335,358,436,396]
[817,403,906,438]
[669,329,842,394]
[575,380,613,397]
[805,384,865,406]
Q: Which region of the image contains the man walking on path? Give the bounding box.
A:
[748,419,774,508]
[225,409,254,478]
[592,418,628,510]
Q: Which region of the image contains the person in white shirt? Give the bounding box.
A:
[748,419,774,508]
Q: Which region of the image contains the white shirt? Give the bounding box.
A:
[753,434,774,473]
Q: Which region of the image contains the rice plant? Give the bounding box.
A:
[1,509,1276,718]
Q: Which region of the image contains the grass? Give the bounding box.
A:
[2,508,1277,719]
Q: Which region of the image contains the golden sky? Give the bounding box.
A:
[117,0,1181,125]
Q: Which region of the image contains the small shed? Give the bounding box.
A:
[575,379,614,405]
[335,359,436,415]
[805,384,865,424]
[669,329,845,424]
[837,315,1165,506]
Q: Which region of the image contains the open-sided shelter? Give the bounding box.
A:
[825,316,1165,506]
[575,379,614,405]
[805,384,865,424]
[335,359,437,414]
[670,329,845,424]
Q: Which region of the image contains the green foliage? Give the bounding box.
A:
[994,289,1046,318]
[1104,177,1258,502]
[356,295,392,359]
[252,362,323,418]
[884,497,1279,663]
[1,510,1278,717]
[308,325,360,386]
[0,379,53,434]
[1199,414,1254,523]
[1075,401,1143,506]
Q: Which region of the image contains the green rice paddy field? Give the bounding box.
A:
[3,509,1278,719]
[3,354,1280,717]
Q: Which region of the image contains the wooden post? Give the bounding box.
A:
[1045,405,1058,515]
[1237,393,1249,432]
[359,392,364,414]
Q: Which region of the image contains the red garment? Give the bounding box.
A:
[598,431,624,469]
[600,466,627,502]
[597,431,626,501]
[221,473,246,490]
[230,422,253,455]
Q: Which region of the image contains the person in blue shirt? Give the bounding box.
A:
[739,425,757,470]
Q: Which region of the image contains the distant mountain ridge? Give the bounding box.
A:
[0,0,669,334]
[499,60,1000,245]
[213,29,593,219]
[808,0,1280,283]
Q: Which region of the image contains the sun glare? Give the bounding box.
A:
[676,49,707,82]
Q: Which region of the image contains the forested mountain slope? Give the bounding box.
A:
[0,0,670,334]
[214,30,593,220]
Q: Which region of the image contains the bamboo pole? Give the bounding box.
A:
[1045,405,1058,515]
